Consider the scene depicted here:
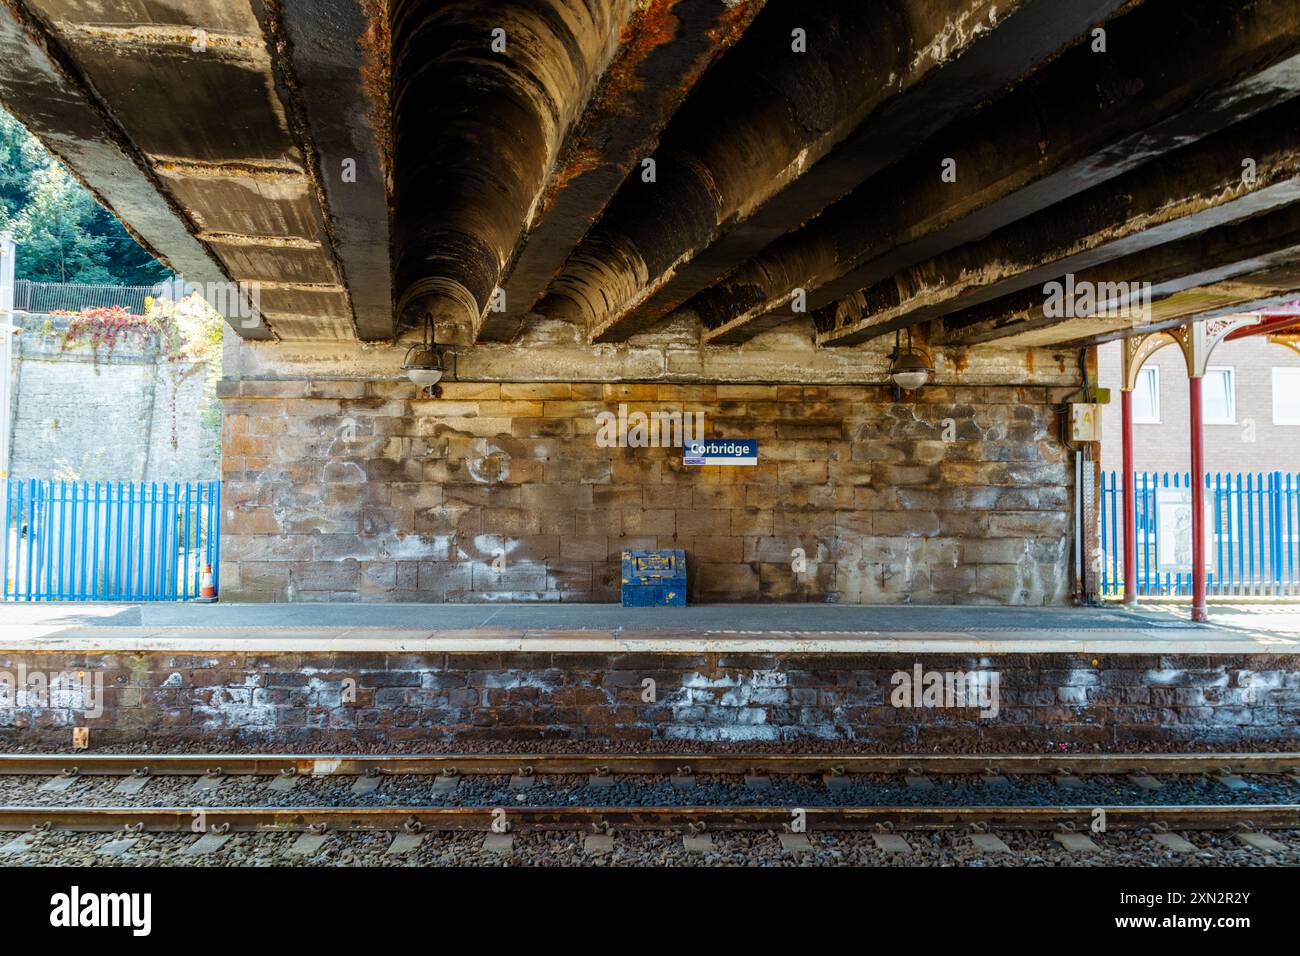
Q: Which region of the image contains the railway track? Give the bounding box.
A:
[1,752,1298,835]
[4,751,1300,777]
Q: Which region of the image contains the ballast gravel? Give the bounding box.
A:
[3,739,1298,756]
[1,772,1297,809]
[5,828,1298,868]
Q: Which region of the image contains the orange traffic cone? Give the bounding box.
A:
[197,564,217,603]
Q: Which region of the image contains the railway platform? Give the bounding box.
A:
[4,601,1298,649]
[1,603,1296,752]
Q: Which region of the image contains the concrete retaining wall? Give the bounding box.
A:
[4,311,219,482]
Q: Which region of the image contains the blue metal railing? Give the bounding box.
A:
[1,479,220,602]
[1100,470,1300,598]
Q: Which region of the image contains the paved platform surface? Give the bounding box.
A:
[0,602,1206,630]
[0,603,1295,654]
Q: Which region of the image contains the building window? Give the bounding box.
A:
[1275,367,1300,425]
[1203,366,1236,424]
[1132,365,1160,423]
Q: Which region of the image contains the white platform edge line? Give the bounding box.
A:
[0,638,1294,654]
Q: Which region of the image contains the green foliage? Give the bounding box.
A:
[0,108,169,285]
[59,294,223,366]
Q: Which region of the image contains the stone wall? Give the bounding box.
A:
[1,650,1293,750]
[219,377,1076,604]
[4,311,220,482]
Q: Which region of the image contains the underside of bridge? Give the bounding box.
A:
[3,0,1300,604]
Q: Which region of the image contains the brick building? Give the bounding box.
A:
[1099,336,1300,476]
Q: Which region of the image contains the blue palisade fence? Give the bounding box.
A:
[1100,470,1299,598]
[1,479,221,602]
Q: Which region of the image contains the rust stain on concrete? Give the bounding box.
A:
[152,158,306,181]
[599,0,684,107]
[357,0,393,191]
[535,0,684,221]
[538,0,759,222]
[56,23,266,60]
[537,143,604,220]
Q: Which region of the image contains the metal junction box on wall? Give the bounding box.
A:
[621,549,687,607]
[1070,403,1103,443]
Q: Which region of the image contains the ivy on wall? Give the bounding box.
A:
[51,295,224,451]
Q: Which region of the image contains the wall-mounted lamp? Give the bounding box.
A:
[401,310,445,398]
[888,326,933,397]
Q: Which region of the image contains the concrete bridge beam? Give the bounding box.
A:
[276,0,395,342]
[812,98,1300,346]
[0,0,273,338]
[542,0,1124,343]
[938,200,1300,347]
[389,0,641,341]
[1034,264,1300,351]
[690,0,1300,346]
[0,0,385,340]
[480,0,765,343]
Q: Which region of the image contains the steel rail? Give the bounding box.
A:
[0,804,1297,833]
[1,752,1298,776]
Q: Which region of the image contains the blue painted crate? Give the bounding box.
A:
[621,549,686,607]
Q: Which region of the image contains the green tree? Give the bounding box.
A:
[0,108,169,285]
[0,110,44,219]
[10,163,113,282]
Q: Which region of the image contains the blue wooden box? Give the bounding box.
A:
[620,549,687,607]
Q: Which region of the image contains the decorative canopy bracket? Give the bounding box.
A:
[1172,313,1262,379]
[1120,330,1175,392]
[1121,313,1262,389]
[1268,333,1300,357]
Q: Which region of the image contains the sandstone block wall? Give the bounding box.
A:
[218,379,1075,604]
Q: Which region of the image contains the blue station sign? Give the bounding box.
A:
[684,438,758,466]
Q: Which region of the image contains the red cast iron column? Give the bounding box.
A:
[1122,388,1137,606]
[1189,375,1208,622]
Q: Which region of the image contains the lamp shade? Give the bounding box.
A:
[402,346,444,387]
[888,348,933,391]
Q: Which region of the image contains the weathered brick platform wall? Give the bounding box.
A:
[218,380,1075,604]
[2,651,1295,750]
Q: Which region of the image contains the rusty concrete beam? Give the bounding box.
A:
[938,201,1300,348]
[6,0,363,341]
[273,0,394,341]
[810,98,1300,346]
[0,0,273,339]
[390,0,640,341]
[545,0,1134,343]
[481,0,765,343]
[702,0,1300,346]
[1043,265,1300,350]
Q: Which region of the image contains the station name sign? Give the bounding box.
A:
[684,439,758,466]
